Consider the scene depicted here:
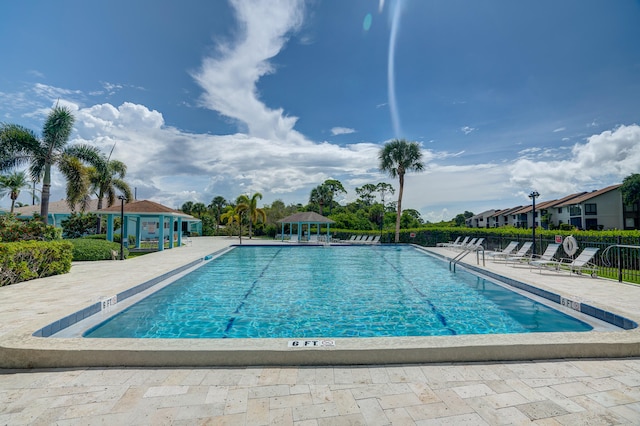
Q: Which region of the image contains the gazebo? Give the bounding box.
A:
[95,200,200,251]
[277,212,335,242]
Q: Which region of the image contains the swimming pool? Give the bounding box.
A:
[84,245,592,338]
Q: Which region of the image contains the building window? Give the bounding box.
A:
[557,207,563,213]
[569,205,582,216]
[585,203,597,215]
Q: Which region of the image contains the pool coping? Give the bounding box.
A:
[2,240,640,368]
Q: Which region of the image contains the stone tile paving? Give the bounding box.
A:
[2,359,640,425]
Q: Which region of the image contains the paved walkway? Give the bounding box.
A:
[3,360,640,424]
[2,238,640,424]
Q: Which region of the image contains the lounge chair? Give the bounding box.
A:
[368,235,381,244]
[487,241,519,261]
[530,247,600,277]
[469,238,484,250]
[308,235,318,243]
[360,235,371,243]
[347,235,357,242]
[437,236,461,247]
[506,242,534,264]
[457,238,478,250]
[288,235,299,243]
[448,236,470,250]
[527,243,560,267]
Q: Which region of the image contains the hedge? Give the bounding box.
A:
[0,241,73,287]
[67,238,129,261]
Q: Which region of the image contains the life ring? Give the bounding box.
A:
[563,235,578,256]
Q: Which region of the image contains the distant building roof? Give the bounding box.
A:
[489,205,523,218]
[556,184,622,207]
[13,198,101,216]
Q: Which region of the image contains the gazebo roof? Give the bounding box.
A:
[277,211,335,224]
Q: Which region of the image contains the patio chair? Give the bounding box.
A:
[368,235,381,244]
[487,241,519,261]
[506,242,534,264]
[527,243,560,268]
[448,236,470,250]
[437,236,461,247]
[530,247,600,277]
[457,238,478,250]
[288,235,299,243]
[308,235,318,243]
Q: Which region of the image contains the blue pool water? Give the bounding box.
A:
[84,245,592,338]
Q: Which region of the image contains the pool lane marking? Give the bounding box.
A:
[223,247,284,336]
[373,248,457,335]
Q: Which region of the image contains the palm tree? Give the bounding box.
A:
[90,159,132,210]
[180,201,194,215]
[85,155,132,233]
[309,184,331,215]
[208,196,227,234]
[191,202,207,218]
[0,171,32,213]
[236,193,266,239]
[378,139,424,243]
[0,106,102,224]
[220,206,242,240]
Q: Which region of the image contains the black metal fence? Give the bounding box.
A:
[482,234,640,283]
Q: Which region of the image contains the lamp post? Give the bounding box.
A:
[529,190,540,256]
[118,195,126,260]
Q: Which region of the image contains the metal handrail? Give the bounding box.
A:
[601,244,640,282]
[450,245,485,272]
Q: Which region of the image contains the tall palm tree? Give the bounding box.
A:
[90,159,132,210]
[191,202,207,218]
[309,184,331,215]
[0,171,32,213]
[0,106,102,224]
[86,155,132,233]
[378,139,424,243]
[236,193,266,239]
[208,196,227,235]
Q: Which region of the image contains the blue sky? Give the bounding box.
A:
[1,0,640,221]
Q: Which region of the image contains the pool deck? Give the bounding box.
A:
[2,237,640,423]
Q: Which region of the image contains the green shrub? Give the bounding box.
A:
[0,241,73,286]
[61,213,100,238]
[0,214,60,242]
[68,238,129,261]
[83,234,107,240]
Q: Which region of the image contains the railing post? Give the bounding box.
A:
[617,235,623,283]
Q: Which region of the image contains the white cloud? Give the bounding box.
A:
[32,83,82,100]
[509,124,640,198]
[331,127,356,136]
[461,126,476,135]
[553,127,565,132]
[65,100,382,209]
[191,0,305,142]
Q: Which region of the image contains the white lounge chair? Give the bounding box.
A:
[457,238,478,250]
[527,243,560,268]
[506,242,534,264]
[449,236,470,250]
[368,235,381,244]
[530,247,600,277]
[308,235,318,243]
[487,241,519,260]
[288,235,299,243]
[437,236,461,247]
